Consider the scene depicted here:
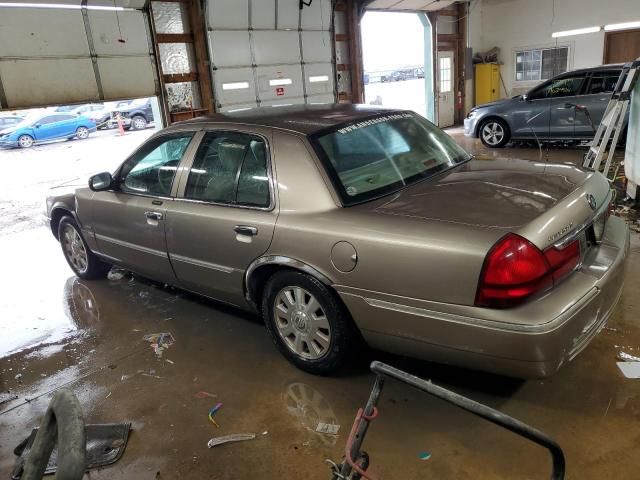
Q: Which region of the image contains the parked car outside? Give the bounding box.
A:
[0,113,96,148]
[381,70,412,82]
[109,98,155,130]
[465,64,624,147]
[83,103,119,130]
[46,105,628,378]
[0,115,24,132]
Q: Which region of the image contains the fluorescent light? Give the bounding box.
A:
[309,75,329,83]
[222,82,249,90]
[604,21,640,31]
[269,78,292,86]
[552,26,601,37]
[271,103,292,107]
[226,107,252,112]
[0,2,130,10]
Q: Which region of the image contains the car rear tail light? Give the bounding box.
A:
[543,240,580,283]
[476,233,580,309]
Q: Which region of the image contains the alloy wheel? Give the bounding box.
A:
[133,117,146,130]
[76,127,89,139]
[18,135,33,148]
[481,121,505,146]
[273,286,331,360]
[62,224,88,274]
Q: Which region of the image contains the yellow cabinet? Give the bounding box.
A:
[475,63,500,105]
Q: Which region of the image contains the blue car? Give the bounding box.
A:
[0,113,97,149]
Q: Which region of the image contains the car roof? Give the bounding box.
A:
[558,63,625,77]
[168,104,407,135]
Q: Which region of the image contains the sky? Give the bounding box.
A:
[361,11,425,73]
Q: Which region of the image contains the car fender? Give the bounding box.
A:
[474,111,513,137]
[244,255,335,306]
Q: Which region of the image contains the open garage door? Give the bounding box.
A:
[0,0,159,109]
[207,0,336,111]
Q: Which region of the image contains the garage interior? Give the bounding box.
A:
[1,0,640,479]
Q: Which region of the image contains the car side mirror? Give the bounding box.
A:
[34,123,41,128]
[89,172,113,191]
[521,94,529,102]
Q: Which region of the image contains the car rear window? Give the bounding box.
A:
[309,112,471,205]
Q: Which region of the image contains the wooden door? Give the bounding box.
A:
[604,29,640,64]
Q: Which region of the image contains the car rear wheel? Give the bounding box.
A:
[131,115,147,130]
[479,118,510,148]
[76,126,90,139]
[58,216,110,280]
[262,271,353,374]
[18,134,34,148]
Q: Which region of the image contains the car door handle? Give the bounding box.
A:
[145,211,163,221]
[234,225,258,236]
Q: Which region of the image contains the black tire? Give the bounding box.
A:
[262,271,354,375]
[58,216,110,280]
[131,115,147,130]
[479,118,511,148]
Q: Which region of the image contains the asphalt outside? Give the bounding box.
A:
[0,122,639,479]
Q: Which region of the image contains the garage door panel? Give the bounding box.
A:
[88,0,147,7]
[276,0,299,30]
[301,0,331,30]
[0,59,98,108]
[301,31,332,63]
[214,67,257,106]
[307,93,335,104]
[251,0,276,29]
[256,65,303,101]
[304,63,334,96]
[98,57,156,99]
[261,97,305,107]
[219,102,258,112]
[253,31,300,65]
[208,31,251,68]
[88,10,150,56]
[208,0,249,29]
[0,8,89,57]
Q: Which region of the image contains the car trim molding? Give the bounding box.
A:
[169,253,238,274]
[244,255,334,303]
[357,287,599,334]
[94,233,168,258]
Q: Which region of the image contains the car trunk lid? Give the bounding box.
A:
[357,158,609,245]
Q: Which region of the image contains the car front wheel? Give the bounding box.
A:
[18,134,34,148]
[58,216,110,280]
[131,115,147,130]
[76,126,90,139]
[479,118,510,148]
[262,271,353,375]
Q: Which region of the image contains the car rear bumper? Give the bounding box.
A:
[336,216,629,378]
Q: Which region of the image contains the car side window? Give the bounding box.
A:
[38,116,57,125]
[530,75,586,99]
[184,131,270,208]
[119,133,194,197]
[587,71,620,94]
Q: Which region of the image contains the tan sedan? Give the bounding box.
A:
[46,105,629,377]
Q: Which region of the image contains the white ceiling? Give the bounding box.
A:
[366,0,457,11]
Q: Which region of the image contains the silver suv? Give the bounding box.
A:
[464,65,623,147]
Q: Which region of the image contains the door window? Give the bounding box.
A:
[119,133,194,196]
[586,71,621,94]
[439,56,452,93]
[529,75,586,100]
[184,132,270,208]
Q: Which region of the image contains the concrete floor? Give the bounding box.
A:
[1,130,639,479]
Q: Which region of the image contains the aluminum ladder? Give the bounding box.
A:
[583,59,640,180]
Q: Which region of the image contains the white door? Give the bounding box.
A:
[437,51,455,128]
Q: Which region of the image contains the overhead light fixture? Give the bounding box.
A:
[604,21,640,31]
[552,26,601,38]
[0,2,131,10]
[269,78,292,86]
[309,75,329,83]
